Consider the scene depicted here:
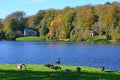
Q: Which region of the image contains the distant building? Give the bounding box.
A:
[24,27,37,36]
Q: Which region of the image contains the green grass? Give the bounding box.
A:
[88,36,109,43]
[16,36,45,41]
[88,36,120,44]
[0,64,120,80]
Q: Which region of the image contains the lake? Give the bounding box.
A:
[0,41,120,71]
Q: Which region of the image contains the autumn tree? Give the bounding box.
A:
[39,9,57,37]
[73,5,95,29]
[4,11,26,40]
[101,5,116,39]
[47,9,62,40]
[71,5,95,41]
[59,9,75,39]
[109,2,120,41]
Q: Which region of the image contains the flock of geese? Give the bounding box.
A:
[17,58,105,73]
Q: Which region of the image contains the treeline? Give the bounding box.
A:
[0,2,120,41]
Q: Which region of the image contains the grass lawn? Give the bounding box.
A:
[16,36,44,41]
[0,64,120,80]
[88,36,108,42]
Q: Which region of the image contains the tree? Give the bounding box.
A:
[0,19,4,40]
[60,10,75,39]
[4,11,26,40]
[45,10,61,40]
[39,9,56,37]
[5,30,16,40]
[102,6,115,39]
[111,26,120,41]
[73,5,95,29]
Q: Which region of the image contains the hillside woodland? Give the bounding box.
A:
[0,2,120,42]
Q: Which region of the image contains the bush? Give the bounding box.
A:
[5,30,16,40]
[70,30,91,41]
[111,27,120,41]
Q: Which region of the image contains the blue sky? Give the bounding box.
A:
[0,0,119,19]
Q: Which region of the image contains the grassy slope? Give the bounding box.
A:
[0,64,120,80]
[16,36,44,41]
[88,36,108,42]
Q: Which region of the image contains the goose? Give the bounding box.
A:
[56,58,60,64]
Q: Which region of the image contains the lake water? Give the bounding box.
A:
[0,41,120,71]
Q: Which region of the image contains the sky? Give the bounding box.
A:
[0,0,119,19]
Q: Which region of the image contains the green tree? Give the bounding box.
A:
[0,19,4,40]
[60,10,75,38]
[111,26,120,41]
[5,30,16,40]
[4,11,26,40]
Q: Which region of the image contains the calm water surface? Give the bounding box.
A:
[0,41,120,71]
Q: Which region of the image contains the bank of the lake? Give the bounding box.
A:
[15,36,120,44]
[16,36,45,41]
[0,64,120,80]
